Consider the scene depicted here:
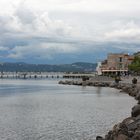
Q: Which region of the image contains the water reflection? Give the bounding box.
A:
[96,87,102,95]
[0,79,136,140]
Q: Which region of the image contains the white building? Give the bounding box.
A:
[96,62,102,75]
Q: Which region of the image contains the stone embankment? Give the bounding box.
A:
[59,80,140,140]
[59,80,112,87]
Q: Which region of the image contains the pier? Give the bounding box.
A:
[0,72,96,79]
[63,73,95,79]
[0,72,64,79]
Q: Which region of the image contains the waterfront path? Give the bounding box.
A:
[121,76,140,85]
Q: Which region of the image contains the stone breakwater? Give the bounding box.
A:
[59,80,112,87]
[59,80,140,140]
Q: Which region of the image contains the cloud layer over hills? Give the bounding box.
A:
[0,0,140,64]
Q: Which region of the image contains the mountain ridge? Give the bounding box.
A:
[0,62,97,72]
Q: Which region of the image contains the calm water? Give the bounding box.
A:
[0,79,136,140]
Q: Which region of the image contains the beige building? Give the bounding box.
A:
[98,53,134,75]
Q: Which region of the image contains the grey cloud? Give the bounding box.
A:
[0,1,140,63]
[8,42,79,59]
[15,4,36,25]
[0,46,9,51]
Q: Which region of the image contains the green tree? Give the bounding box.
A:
[129,56,140,74]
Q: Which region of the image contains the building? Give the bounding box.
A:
[97,53,134,76]
[96,62,102,75]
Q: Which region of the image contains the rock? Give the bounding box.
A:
[127,118,140,132]
[117,85,123,89]
[122,117,134,126]
[132,130,140,140]
[58,81,65,84]
[128,131,135,137]
[138,100,140,104]
[126,87,138,97]
[109,82,118,88]
[118,123,128,135]
[135,115,140,121]
[115,134,128,140]
[105,131,113,140]
[132,105,140,117]
[135,91,140,101]
[127,121,138,131]
[132,88,139,97]
[121,86,130,92]
[113,123,121,133]
[129,91,137,97]
[96,136,104,140]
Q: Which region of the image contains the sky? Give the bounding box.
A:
[0,0,140,64]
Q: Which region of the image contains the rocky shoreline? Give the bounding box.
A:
[59,80,140,140]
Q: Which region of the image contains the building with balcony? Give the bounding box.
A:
[97,53,134,76]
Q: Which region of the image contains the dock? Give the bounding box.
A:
[0,72,96,79]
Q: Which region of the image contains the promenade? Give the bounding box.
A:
[121,76,140,85]
[91,75,140,86]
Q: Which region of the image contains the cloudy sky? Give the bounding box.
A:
[0,0,140,64]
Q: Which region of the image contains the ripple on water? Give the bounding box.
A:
[0,79,136,140]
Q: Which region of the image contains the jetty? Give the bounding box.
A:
[0,72,96,79]
[0,72,64,79]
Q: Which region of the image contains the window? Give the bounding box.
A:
[119,57,122,62]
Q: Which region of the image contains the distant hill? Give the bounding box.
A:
[0,62,97,72]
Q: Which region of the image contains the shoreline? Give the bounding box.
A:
[59,79,140,140]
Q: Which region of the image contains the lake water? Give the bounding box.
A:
[0,79,136,140]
